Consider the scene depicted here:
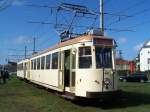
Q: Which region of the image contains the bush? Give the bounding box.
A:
[117,70,130,76]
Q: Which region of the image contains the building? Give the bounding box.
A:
[140,40,150,71]
[116,59,130,71]
[116,59,135,74]
[135,55,140,72]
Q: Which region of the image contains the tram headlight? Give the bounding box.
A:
[103,78,112,89]
[72,48,77,54]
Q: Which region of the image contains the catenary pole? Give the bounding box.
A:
[100,0,104,35]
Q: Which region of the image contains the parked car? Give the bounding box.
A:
[119,73,148,83]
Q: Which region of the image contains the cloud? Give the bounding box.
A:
[12,0,24,6]
[134,43,143,51]
[0,52,7,64]
[15,36,32,44]
[117,37,127,44]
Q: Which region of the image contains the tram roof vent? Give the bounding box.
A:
[87,29,104,36]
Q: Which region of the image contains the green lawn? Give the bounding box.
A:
[0,76,150,112]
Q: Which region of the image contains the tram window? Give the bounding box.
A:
[17,65,19,70]
[95,47,112,68]
[17,64,20,70]
[34,59,37,70]
[46,54,51,69]
[24,63,27,70]
[17,63,23,70]
[79,47,92,68]
[37,58,41,70]
[52,52,58,69]
[59,52,61,69]
[21,64,23,70]
[20,63,23,70]
[31,60,34,70]
[79,46,91,56]
[41,56,45,69]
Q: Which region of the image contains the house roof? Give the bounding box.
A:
[140,39,150,52]
[116,59,132,65]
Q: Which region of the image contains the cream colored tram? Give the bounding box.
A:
[17,34,119,99]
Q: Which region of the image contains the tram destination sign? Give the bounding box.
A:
[93,38,113,46]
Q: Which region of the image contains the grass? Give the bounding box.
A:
[1,76,150,112]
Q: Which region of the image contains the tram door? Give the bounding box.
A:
[24,62,30,80]
[64,49,76,92]
[64,50,70,87]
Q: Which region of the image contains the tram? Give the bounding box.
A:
[17,32,119,100]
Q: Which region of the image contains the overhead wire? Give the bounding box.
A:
[106,0,148,27]
[28,0,146,46]
[24,2,56,54]
[122,19,150,29]
[117,0,146,13]
[0,0,15,11]
[107,6,150,27]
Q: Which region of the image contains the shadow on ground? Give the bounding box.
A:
[74,91,150,109]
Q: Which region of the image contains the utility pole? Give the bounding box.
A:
[100,0,104,35]
[33,37,36,53]
[119,50,123,60]
[25,46,27,59]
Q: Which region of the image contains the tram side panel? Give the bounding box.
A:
[41,70,59,87]
[30,70,59,89]
[29,51,62,91]
[17,70,24,79]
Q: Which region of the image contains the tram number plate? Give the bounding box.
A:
[93,38,113,46]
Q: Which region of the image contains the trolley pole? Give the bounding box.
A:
[100,0,104,35]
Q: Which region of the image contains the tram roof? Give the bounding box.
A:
[32,35,113,58]
[17,59,29,64]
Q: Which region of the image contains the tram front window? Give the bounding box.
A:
[95,47,112,68]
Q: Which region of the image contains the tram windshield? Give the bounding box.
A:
[95,47,112,68]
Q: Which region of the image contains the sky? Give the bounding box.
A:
[0,0,150,64]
